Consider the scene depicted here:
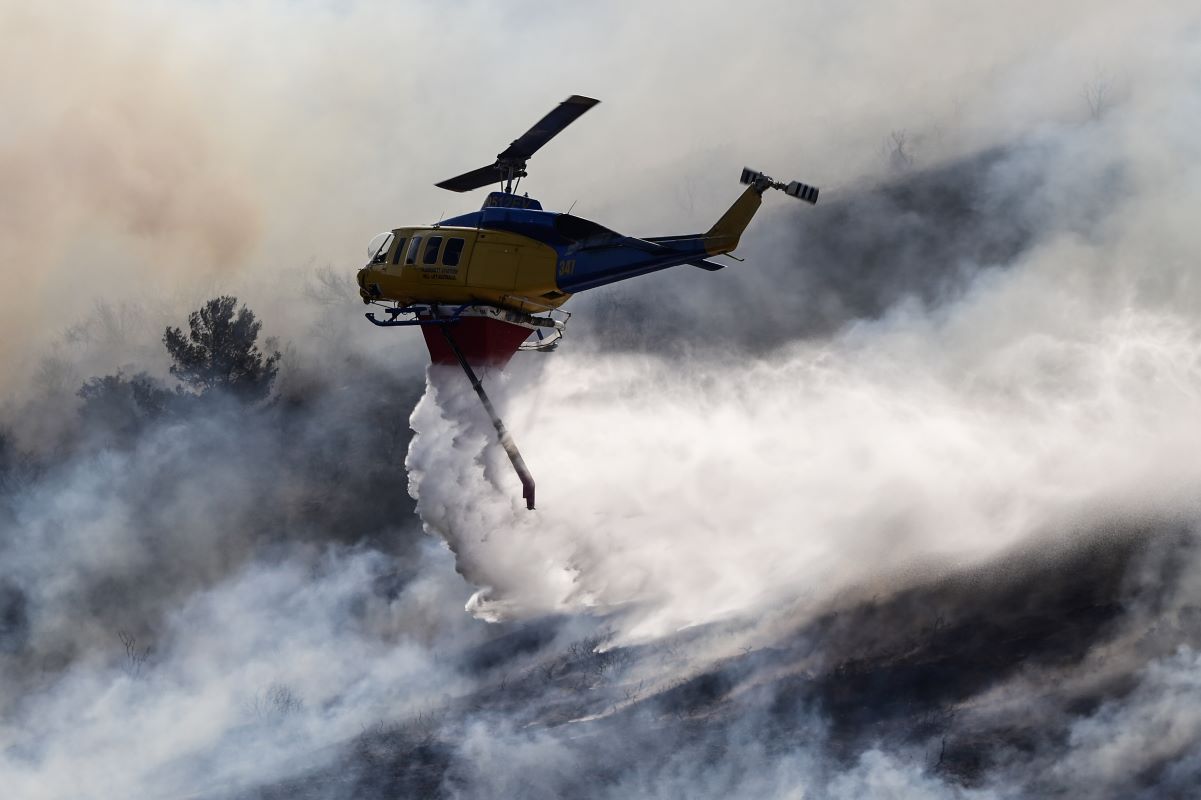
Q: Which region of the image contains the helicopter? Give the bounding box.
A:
[357,95,819,510]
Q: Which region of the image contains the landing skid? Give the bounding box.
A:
[365,299,570,335]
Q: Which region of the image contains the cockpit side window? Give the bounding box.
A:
[368,232,394,264]
[390,237,407,265]
[405,236,423,265]
[443,237,465,267]
[423,236,443,265]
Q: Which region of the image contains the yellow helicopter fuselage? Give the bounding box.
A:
[357,224,568,311]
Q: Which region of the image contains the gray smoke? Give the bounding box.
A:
[5,1,1201,798]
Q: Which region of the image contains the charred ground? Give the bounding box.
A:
[236,521,1198,799]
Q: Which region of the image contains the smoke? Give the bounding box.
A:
[4,0,1201,798]
[1,0,1185,373]
[0,543,481,799]
[409,108,1201,642]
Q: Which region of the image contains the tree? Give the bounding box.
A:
[163,296,280,402]
[77,371,168,439]
[887,129,914,171]
[1083,77,1110,121]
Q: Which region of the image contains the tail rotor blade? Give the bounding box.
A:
[740,166,820,205]
[784,180,819,204]
[740,167,766,185]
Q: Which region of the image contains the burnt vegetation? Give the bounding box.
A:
[0,294,423,692]
[227,524,1201,799]
[77,295,280,432]
[67,295,420,547]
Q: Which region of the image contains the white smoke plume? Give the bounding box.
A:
[409,86,1201,644]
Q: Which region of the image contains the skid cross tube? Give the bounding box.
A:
[439,326,536,510]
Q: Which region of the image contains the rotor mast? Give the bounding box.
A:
[498,161,525,194]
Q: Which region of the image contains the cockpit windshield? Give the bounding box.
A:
[367,232,395,263]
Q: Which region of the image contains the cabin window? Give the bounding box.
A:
[423,236,443,265]
[443,238,465,267]
[405,236,423,265]
[390,237,407,265]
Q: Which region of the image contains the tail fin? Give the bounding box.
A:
[705,185,765,254]
[704,168,819,255]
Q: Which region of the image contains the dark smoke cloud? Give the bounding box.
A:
[576,132,1123,358]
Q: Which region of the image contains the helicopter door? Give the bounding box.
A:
[468,237,520,290]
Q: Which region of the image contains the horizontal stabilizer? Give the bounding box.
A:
[644,234,705,245]
[627,237,726,271]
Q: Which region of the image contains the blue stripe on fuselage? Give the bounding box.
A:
[554,237,710,293]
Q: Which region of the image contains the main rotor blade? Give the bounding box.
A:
[435,163,506,193]
[497,95,600,162]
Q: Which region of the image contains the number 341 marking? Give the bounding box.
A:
[557,259,576,277]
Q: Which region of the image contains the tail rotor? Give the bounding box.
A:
[740,167,819,205]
